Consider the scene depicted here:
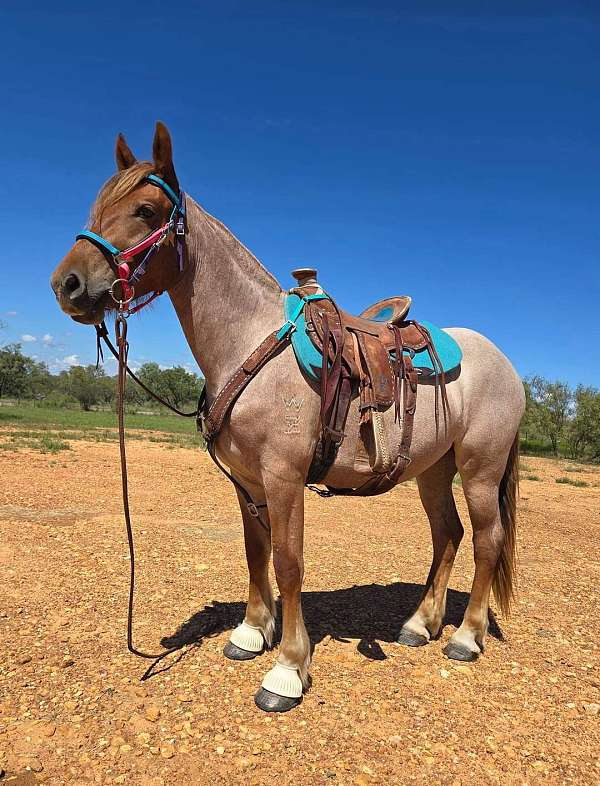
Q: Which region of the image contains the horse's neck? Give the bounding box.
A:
[168,198,284,395]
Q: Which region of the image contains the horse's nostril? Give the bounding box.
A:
[64,273,82,295]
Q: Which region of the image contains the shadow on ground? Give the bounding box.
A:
[149,582,502,676]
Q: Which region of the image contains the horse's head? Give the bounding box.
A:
[50,122,184,324]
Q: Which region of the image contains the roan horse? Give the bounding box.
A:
[50,123,525,713]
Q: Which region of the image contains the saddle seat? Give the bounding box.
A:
[358,295,412,326]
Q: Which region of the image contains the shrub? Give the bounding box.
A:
[38,392,79,409]
[555,477,589,488]
[37,435,71,453]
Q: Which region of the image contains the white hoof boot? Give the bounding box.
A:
[261,662,303,699]
[229,622,264,653]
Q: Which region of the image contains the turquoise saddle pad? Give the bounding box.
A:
[284,294,462,381]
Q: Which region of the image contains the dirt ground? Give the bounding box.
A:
[0,438,598,786]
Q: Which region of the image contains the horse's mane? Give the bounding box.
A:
[89,161,154,228]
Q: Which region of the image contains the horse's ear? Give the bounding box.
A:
[115,133,137,171]
[152,121,179,192]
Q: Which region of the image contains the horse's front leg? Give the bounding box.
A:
[224,486,276,660]
[254,473,308,713]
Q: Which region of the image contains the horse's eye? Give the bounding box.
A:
[136,204,155,219]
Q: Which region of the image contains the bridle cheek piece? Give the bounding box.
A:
[76,174,186,315]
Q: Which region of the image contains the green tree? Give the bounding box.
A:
[62,365,108,411]
[25,359,54,399]
[526,376,572,455]
[160,366,202,408]
[0,344,32,399]
[137,362,164,400]
[138,363,202,409]
[567,386,600,461]
[520,378,541,441]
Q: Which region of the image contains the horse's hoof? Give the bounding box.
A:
[443,642,479,662]
[254,688,302,713]
[397,628,429,648]
[223,642,261,661]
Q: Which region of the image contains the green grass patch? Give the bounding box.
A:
[37,435,71,453]
[0,404,199,434]
[0,404,204,451]
[0,432,71,454]
[519,461,533,472]
[564,465,584,473]
[525,474,541,481]
[555,477,589,488]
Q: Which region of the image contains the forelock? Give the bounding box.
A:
[88,161,155,228]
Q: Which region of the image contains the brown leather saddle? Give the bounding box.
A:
[290,269,447,495]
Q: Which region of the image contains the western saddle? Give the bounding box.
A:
[199,267,447,502]
[289,268,447,495]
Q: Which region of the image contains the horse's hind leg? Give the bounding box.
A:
[443,434,519,661]
[224,486,276,661]
[398,449,464,647]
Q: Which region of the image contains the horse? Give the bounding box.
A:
[50,122,525,713]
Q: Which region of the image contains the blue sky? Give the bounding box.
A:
[1,1,598,383]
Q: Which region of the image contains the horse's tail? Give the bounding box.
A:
[493,431,520,616]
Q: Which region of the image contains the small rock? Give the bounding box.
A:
[216,746,225,755]
[160,743,175,759]
[453,664,471,676]
[439,668,450,679]
[583,702,599,715]
[531,760,548,772]
[41,723,56,737]
[388,735,402,746]
[18,655,32,665]
[61,657,75,668]
[144,706,161,722]
[21,756,44,772]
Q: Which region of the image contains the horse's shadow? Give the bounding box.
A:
[147,582,502,677]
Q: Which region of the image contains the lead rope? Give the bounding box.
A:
[97,315,269,663]
[115,313,181,660]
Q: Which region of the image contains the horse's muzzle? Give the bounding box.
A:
[50,268,110,324]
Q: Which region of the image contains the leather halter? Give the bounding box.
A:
[76,174,186,313]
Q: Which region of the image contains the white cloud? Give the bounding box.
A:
[21,334,37,343]
[5,311,17,317]
[62,354,80,367]
[42,334,55,346]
